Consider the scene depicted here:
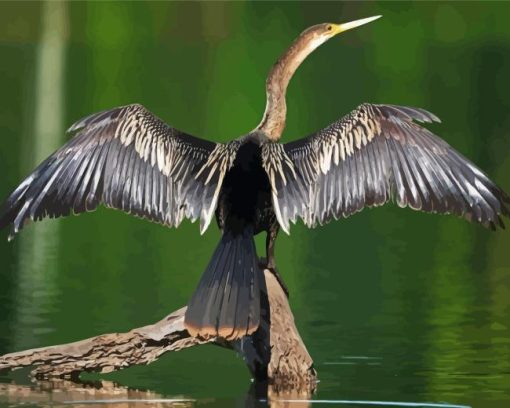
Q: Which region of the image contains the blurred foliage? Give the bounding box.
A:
[0,1,509,407]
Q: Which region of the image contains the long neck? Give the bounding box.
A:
[256,34,320,141]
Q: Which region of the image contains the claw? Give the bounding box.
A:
[258,258,289,298]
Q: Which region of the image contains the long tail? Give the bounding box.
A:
[184,228,264,340]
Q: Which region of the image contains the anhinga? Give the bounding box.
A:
[1,16,509,340]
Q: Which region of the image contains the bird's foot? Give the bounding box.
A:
[259,258,289,298]
[269,266,290,298]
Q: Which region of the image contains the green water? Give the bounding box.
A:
[1,2,510,407]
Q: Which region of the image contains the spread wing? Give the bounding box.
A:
[0,104,239,240]
[262,103,510,234]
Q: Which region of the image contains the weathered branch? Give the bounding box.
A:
[0,306,203,379]
[0,270,316,393]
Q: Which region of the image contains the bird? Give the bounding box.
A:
[1,16,509,341]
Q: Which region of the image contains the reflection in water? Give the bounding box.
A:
[0,372,475,408]
[0,380,194,408]
[13,0,68,351]
[0,379,317,408]
[263,401,470,408]
[0,378,471,408]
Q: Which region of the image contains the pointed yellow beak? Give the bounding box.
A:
[331,15,382,35]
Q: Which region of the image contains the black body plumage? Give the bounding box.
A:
[187,137,278,338]
[1,21,510,340]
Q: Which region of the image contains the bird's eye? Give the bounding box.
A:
[326,25,333,31]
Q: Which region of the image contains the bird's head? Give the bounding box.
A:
[299,15,382,54]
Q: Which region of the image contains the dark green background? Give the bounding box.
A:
[1,1,510,407]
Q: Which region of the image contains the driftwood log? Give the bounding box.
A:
[0,269,316,397]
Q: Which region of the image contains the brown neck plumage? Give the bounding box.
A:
[256,32,322,141]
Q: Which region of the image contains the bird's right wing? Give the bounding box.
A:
[0,104,239,239]
[262,103,510,233]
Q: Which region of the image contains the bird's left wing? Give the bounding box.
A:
[0,104,239,239]
[262,103,510,234]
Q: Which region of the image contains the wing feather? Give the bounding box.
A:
[0,104,238,239]
[262,103,510,232]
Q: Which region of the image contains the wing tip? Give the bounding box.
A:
[0,197,25,241]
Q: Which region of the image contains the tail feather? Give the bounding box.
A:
[185,228,264,340]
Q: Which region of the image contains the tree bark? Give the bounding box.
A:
[0,269,316,395]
